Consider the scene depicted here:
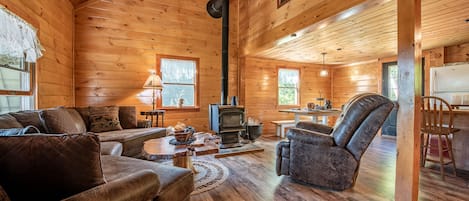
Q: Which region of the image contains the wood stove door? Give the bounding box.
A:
[219,111,245,130]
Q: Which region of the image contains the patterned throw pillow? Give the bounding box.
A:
[89,106,123,133]
[0,185,10,201]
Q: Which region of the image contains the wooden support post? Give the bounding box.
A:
[396,0,422,200]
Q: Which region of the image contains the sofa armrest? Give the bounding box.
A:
[287,128,334,146]
[100,142,123,156]
[295,121,333,134]
[137,119,151,128]
[62,170,160,201]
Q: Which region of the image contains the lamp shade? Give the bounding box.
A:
[143,73,163,90]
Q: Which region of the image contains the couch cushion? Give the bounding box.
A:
[101,155,193,201]
[9,111,47,133]
[0,134,105,201]
[101,141,123,156]
[75,107,91,130]
[119,106,137,129]
[0,114,22,129]
[40,107,86,134]
[66,108,88,133]
[89,106,123,133]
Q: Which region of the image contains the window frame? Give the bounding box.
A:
[277,66,301,108]
[0,61,35,96]
[156,54,200,110]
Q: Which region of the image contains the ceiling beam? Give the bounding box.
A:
[242,0,390,56]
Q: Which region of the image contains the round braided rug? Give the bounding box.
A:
[161,159,230,195]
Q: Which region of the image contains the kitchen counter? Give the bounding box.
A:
[444,109,469,171]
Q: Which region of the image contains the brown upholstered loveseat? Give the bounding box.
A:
[0,106,166,157]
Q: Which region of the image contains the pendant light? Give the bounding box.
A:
[319,52,329,77]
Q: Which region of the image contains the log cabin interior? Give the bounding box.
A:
[0,0,469,200]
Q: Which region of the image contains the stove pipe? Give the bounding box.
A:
[207,0,229,105]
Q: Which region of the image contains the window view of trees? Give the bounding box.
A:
[159,57,197,107]
[278,68,299,105]
[0,55,34,114]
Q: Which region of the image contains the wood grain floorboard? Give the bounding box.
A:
[189,135,469,201]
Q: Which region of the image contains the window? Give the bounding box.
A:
[0,6,42,114]
[278,68,300,106]
[0,55,35,114]
[157,55,199,108]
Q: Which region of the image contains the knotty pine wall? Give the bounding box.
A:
[238,0,326,49]
[331,42,469,107]
[240,57,332,135]
[1,0,75,108]
[74,0,239,131]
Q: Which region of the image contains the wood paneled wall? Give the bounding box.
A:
[238,0,325,45]
[332,61,381,107]
[445,43,469,63]
[1,0,75,108]
[332,43,469,108]
[240,57,331,135]
[74,0,239,131]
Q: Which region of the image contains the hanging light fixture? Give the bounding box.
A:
[319,52,329,77]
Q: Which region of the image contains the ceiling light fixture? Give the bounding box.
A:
[319,52,328,77]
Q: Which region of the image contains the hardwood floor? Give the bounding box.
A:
[190,135,469,201]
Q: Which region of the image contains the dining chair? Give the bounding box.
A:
[421,96,460,180]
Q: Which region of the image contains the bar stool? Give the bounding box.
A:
[420,96,460,180]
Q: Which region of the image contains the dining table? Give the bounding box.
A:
[278,108,342,125]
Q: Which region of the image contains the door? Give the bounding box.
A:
[382,62,398,136]
[381,60,425,136]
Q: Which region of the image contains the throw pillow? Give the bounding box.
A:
[9,110,47,133]
[40,107,87,134]
[119,106,137,129]
[0,134,105,201]
[0,114,22,129]
[89,106,123,133]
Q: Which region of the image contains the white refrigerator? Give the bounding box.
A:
[430,63,469,108]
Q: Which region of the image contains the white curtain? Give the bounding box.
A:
[0,6,44,63]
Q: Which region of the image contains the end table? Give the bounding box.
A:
[140,110,165,127]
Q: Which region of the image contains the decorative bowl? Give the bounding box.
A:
[174,131,193,143]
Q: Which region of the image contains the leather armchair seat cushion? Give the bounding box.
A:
[101,155,194,201]
[0,134,105,201]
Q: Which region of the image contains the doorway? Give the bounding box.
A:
[381,60,425,136]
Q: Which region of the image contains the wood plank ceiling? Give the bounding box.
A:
[251,0,469,64]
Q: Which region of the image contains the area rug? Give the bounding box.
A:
[161,159,230,195]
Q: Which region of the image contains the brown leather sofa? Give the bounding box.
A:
[0,106,166,157]
[0,134,194,201]
[276,93,394,190]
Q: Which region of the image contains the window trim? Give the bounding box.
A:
[277,66,301,108]
[0,62,35,96]
[156,54,200,110]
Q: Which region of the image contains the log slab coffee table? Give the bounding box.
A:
[142,133,219,172]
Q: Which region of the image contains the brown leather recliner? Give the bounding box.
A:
[276,93,394,190]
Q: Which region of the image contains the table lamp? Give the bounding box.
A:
[143,71,163,111]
